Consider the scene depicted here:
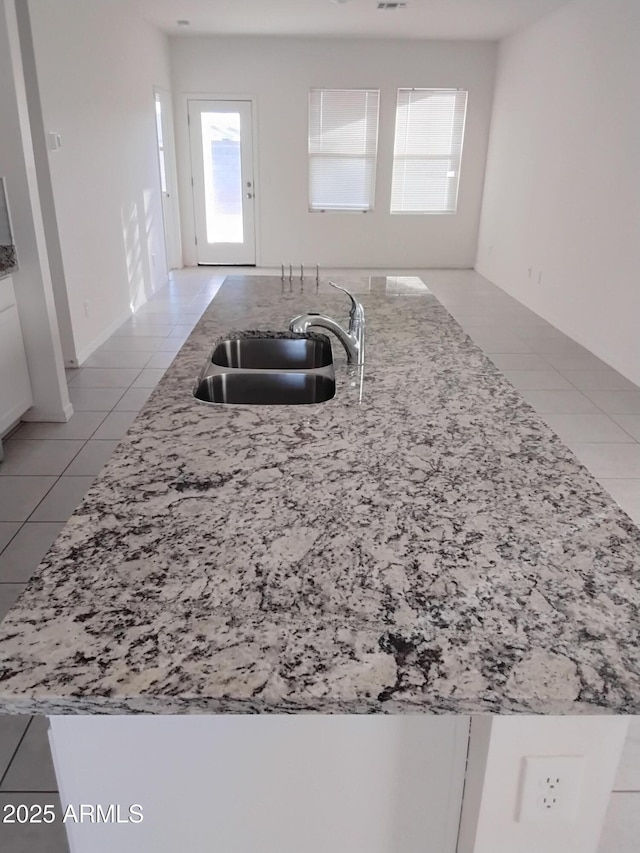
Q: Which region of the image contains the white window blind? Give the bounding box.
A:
[308,88,380,212]
[390,88,468,214]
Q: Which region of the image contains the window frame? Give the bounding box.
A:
[308,87,381,214]
[390,87,468,216]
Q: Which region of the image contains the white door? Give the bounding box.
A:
[188,99,256,265]
[154,89,181,270]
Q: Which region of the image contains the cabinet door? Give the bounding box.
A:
[0,303,33,434]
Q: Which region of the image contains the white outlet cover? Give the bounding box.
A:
[517,755,585,823]
[47,132,62,151]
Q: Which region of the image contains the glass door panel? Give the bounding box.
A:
[201,112,243,244]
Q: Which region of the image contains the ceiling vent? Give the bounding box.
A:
[377,2,407,8]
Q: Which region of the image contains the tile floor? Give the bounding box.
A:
[0,267,638,852]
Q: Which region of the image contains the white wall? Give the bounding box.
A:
[170,36,497,269]
[15,0,76,366]
[458,716,629,853]
[476,0,640,385]
[27,0,173,364]
[598,718,640,852]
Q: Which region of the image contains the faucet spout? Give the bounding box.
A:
[289,282,365,365]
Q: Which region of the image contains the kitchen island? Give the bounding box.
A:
[0,274,638,715]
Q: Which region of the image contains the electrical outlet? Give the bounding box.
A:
[517,755,585,823]
[47,131,62,151]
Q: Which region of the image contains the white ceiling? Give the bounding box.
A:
[132,0,572,41]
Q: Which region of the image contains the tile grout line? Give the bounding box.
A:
[462,337,640,445]
[0,718,33,790]
[0,790,60,794]
[0,525,24,558]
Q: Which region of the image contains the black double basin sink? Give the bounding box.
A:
[193,334,336,406]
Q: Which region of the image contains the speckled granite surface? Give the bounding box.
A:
[0,245,17,279]
[0,275,638,715]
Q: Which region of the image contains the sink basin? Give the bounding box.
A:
[194,332,336,406]
[211,337,333,370]
[194,372,336,405]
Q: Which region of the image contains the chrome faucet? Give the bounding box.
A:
[289,281,365,365]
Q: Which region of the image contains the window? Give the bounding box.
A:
[390,88,468,214]
[308,88,380,212]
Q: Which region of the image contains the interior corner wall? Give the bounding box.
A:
[457,716,629,853]
[0,0,71,423]
[475,0,640,385]
[170,36,497,269]
[27,0,172,363]
[14,0,76,366]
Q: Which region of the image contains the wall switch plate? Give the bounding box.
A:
[517,755,585,823]
[47,132,62,151]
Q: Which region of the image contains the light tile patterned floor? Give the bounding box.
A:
[0,267,638,852]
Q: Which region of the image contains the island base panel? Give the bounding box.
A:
[47,715,469,853]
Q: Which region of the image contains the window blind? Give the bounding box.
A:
[390,88,468,214]
[308,88,380,212]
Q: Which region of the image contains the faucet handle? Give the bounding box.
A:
[327,280,364,324]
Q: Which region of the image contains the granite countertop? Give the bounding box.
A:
[0,275,638,715]
[0,245,18,279]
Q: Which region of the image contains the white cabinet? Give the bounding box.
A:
[0,277,32,437]
[49,716,469,853]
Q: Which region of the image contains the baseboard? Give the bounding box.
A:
[0,395,33,436]
[72,307,133,367]
[21,400,75,424]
